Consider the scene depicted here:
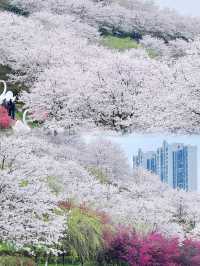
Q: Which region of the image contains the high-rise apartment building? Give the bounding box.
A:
[133,141,197,191]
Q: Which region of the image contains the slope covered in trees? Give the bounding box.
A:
[1,131,200,245]
[11,0,200,41]
[1,1,200,264]
[1,0,200,133]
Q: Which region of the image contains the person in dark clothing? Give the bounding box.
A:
[7,99,12,117]
[7,99,16,120]
[2,99,8,112]
[10,100,16,120]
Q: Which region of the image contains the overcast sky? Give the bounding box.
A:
[155,0,200,17]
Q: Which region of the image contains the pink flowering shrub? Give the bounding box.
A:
[98,226,140,266]
[0,106,11,129]
[138,233,180,266]
[99,226,200,266]
[31,110,48,122]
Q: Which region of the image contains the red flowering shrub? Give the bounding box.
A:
[100,227,200,266]
[0,106,11,129]
[138,233,180,266]
[98,226,140,266]
[114,228,141,266]
[59,203,200,266]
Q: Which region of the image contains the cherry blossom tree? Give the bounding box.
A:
[0,134,67,253]
[1,128,200,246]
[11,0,200,41]
[83,138,130,182]
[2,0,200,261]
[0,171,65,248]
[1,2,200,133]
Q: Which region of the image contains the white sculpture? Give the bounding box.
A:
[0,80,30,134]
[5,91,16,102]
[0,80,7,104]
[0,80,16,103]
[13,110,31,134]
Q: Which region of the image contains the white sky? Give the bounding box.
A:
[155,0,200,17]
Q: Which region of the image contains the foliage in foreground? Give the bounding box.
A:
[2,209,200,265]
[60,202,109,265]
[98,226,200,266]
[0,256,35,266]
[2,0,200,133]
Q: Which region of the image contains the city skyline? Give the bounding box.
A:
[133,140,197,192]
[84,133,200,192]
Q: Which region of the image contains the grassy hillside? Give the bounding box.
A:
[102,35,140,50]
[101,35,158,59]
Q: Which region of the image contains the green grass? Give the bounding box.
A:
[39,263,93,266]
[101,35,140,50]
[0,256,34,266]
[39,263,96,266]
[39,264,81,266]
[101,35,159,59]
[19,179,29,187]
[16,110,23,120]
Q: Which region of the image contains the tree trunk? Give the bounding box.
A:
[45,255,48,266]
[62,253,65,266]
[1,156,5,169]
[35,255,40,266]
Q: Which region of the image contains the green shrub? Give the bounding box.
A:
[19,179,29,188]
[0,256,35,266]
[87,167,108,184]
[63,208,103,265]
[47,176,63,195]
[0,242,16,256]
[146,48,159,58]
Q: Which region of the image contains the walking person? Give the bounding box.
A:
[11,100,16,120]
[7,99,16,120]
[2,99,8,112]
[7,99,12,118]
